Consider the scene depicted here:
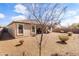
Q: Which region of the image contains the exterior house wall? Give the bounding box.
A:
[30,24,37,36]
[7,23,16,38]
[15,23,32,38]
[16,23,38,38]
[8,22,37,38]
[23,23,32,36]
[7,21,50,38]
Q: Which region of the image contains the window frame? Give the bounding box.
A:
[32,26,35,32]
[17,23,24,35]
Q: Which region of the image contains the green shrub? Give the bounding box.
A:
[59,35,69,42]
[67,32,73,36]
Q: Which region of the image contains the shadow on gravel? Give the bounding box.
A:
[56,41,67,44]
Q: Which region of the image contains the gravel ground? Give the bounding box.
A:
[0,32,79,56]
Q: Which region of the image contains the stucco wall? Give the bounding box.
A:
[8,22,37,38]
[23,23,32,36]
[15,22,33,38]
[7,23,16,38]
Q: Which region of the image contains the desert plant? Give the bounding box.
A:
[58,35,69,43]
[67,32,73,36]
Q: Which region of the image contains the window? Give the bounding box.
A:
[32,26,35,32]
[18,24,23,34]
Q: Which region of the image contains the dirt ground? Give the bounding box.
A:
[0,32,79,56]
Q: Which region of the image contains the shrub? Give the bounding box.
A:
[58,35,69,43]
[67,32,73,36]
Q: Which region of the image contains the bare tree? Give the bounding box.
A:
[24,3,67,56]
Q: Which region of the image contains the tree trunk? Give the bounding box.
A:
[39,31,43,56]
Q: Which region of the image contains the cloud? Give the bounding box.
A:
[12,15,26,21]
[67,10,77,16]
[65,10,78,18]
[61,19,73,26]
[72,16,79,23]
[0,13,5,19]
[14,4,29,15]
[60,9,79,26]
[61,15,79,26]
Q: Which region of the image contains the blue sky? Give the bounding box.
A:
[0,3,79,26]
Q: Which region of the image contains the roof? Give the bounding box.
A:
[8,19,39,26]
[7,19,53,27]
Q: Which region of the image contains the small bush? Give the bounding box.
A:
[59,35,69,43]
[67,32,73,36]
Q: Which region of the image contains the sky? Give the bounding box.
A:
[0,3,79,26]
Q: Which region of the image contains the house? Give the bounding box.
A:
[7,19,51,38]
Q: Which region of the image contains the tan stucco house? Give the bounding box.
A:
[7,19,52,38]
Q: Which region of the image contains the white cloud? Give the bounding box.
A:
[68,10,77,15]
[12,15,26,21]
[61,10,79,26]
[61,19,73,26]
[0,13,5,19]
[64,10,79,18]
[72,16,79,23]
[61,15,79,26]
[14,4,29,15]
